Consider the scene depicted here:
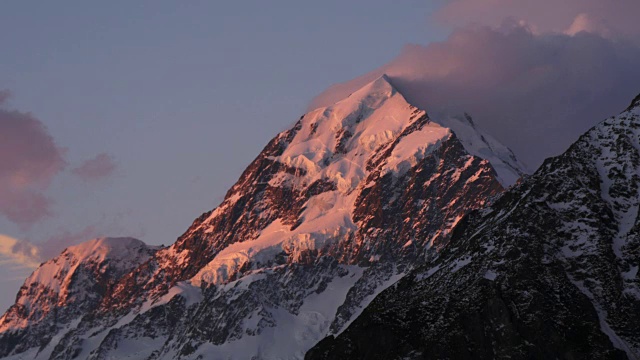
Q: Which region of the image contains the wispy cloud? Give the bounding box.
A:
[72,153,117,182]
[434,0,640,38]
[0,234,41,268]
[310,2,640,169]
[0,224,102,271]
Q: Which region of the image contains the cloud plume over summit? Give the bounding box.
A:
[435,0,640,38]
[310,1,640,169]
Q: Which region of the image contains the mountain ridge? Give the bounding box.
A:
[0,76,526,359]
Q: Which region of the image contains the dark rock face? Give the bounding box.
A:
[350,134,501,262]
[0,76,522,359]
[306,99,640,360]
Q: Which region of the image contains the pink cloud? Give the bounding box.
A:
[309,24,640,169]
[0,234,41,268]
[0,225,101,269]
[434,0,640,38]
[0,191,52,229]
[72,153,117,182]
[565,13,612,38]
[0,92,66,229]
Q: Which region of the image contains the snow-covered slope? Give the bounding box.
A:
[0,75,525,360]
[190,75,471,288]
[307,95,640,360]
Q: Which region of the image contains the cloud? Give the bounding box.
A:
[0,234,41,268]
[565,13,612,38]
[0,191,53,229]
[310,4,640,169]
[0,93,66,229]
[434,0,640,38]
[0,225,100,270]
[72,153,117,182]
[0,93,119,229]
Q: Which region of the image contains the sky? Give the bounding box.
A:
[1,1,640,312]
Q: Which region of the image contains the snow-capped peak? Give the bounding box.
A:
[191,75,437,285]
[25,237,158,290]
[296,74,525,187]
[64,237,155,263]
[190,75,516,287]
[0,237,159,333]
[274,73,441,192]
[345,74,398,103]
[0,74,526,360]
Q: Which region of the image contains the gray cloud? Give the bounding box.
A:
[310,9,640,169]
[72,153,117,182]
[0,92,117,228]
[435,0,640,38]
[0,93,66,228]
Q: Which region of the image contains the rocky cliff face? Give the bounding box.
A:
[306,97,640,360]
[0,75,524,359]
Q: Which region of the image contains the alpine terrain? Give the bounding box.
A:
[0,75,524,359]
[306,96,640,359]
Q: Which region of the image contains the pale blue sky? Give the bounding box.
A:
[0,1,445,247]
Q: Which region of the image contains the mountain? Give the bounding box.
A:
[0,238,160,359]
[306,97,640,359]
[0,75,524,359]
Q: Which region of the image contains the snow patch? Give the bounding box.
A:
[484,270,497,281]
[451,256,473,273]
[381,123,451,176]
